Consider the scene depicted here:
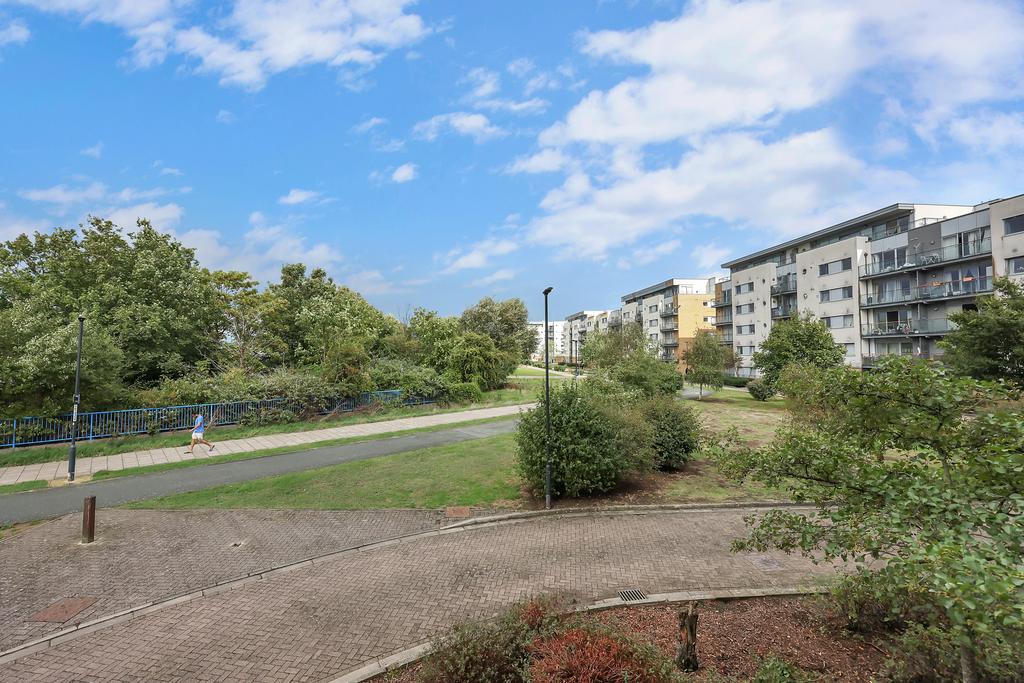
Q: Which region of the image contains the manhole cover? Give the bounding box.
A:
[618,588,648,602]
[28,597,98,623]
[747,554,785,571]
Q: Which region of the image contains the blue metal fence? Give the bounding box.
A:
[0,390,434,449]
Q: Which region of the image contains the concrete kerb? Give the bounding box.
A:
[326,584,829,683]
[0,502,816,667]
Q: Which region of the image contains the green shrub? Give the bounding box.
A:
[642,398,702,470]
[881,622,1024,682]
[446,381,484,404]
[751,657,810,683]
[608,353,683,397]
[417,600,559,683]
[368,357,448,401]
[747,378,775,401]
[721,375,751,387]
[515,383,653,498]
[238,407,298,427]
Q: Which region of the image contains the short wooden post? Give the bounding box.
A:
[82,496,96,544]
[675,601,699,672]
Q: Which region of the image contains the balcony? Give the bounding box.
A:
[660,320,679,332]
[719,333,733,344]
[712,296,732,308]
[861,319,952,337]
[634,312,643,322]
[770,304,796,319]
[660,306,679,318]
[661,338,679,347]
[716,314,733,325]
[862,277,993,307]
[771,278,797,295]
[862,352,935,367]
[608,316,622,327]
[860,239,992,278]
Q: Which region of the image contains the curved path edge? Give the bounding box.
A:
[0,502,813,667]
[329,585,826,683]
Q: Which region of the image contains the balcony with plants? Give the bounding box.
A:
[860,238,992,278]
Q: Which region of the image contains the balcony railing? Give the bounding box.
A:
[862,277,992,306]
[660,306,678,318]
[661,338,679,347]
[770,304,796,319]
[608,317,622,327]
[660,321,679,332]
[860,239,992,277]
[861,319,952,337]
[862,352,935,366]
[712,296,732,307]
[719,333,734,344]
[770,278,797,295]
[716,314,733,325]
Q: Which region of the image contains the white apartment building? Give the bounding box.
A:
[528,320,567,361]
[718,193,1024,376]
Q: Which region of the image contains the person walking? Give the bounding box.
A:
[187,412,215,454]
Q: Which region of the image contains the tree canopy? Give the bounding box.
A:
[752,311,844,390]
[682,330,734,398]
[941,277,1024,385]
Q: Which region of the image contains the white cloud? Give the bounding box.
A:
[106,201,184,229]
[19,182,107,205]
[277,188,321,205]
[0,19,30,47]
[0,214,47,241]
[947,111,1024,153]
[159,166,183,176]
[505,148,569,174]
[390,163,417,183]
[351,116,386,133]
[79,141,103,158]
[111,186,177,202]
[462,67,500,100]
[528,129,914,259]
[413,112,504,143]
[343,269,405,295]
[471,268,516,287]
[442,237,518,273]
[20,0,428,90]
[216,109,236,124]
[506,58,533,78]
[460,65,547,115]
[475,97,547,115]
[616,238,681,270]
[692,243,731,271]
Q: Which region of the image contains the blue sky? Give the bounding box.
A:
[2,0,1024,319]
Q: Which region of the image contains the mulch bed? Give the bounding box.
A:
[594,596,887,680]
[372,596,888,682]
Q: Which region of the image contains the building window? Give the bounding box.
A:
[824,314,854,329]
[843,343,855,356]
[1008,256,1024,275]
[649,319,658,327]
[735,303,755,314]
[735,282,754,294]
[704,316,716,323]
[819,286,853,303]
[1005,214,1024,236]
[737,345,755,356]
[736,324,755,335]
[648,304,658,312]
[818,257,852,276]
[649,333,658,341]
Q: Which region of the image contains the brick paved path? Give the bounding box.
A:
[0,507,838,682]
[0,509,446,652]
[0,404,529,484]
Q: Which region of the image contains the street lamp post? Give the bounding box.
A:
[542,286,553,510]
[67,314,84,482]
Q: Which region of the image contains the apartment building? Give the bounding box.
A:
[528,320,566,361]
[618,278,716,366]
[719,193,1024,376]
[564,310,608,361]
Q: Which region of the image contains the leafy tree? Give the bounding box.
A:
[941,277,1024,385]
[408,308,461,369]
[459,297,534,361]
[212,270,283,372]
[442,332,515,391]
[579,324,650,369]
[714,357,1024,683]
[752,311,844,390]
[608,352,683,398]
[682,330,733,398]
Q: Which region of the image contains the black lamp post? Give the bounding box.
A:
[67,313,85,482]
[542,286,553,510]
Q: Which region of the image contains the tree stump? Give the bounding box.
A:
[675,601,699,672]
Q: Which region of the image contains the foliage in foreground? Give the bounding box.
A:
[682,330,734,398]
[714,357,1024,683]
[751,312,844,391]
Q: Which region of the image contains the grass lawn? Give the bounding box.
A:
[0,382,553,470]
[130,431,522,510]
[0,479,47,496]
[690,387,786,447]
[92,415,518,481]
[512,365,547,376]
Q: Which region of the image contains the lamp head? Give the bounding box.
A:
[542,286,553,295]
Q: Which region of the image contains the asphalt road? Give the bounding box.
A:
[0,419,518,525]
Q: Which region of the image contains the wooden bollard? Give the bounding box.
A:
[82,496,96,544]
[675,601,699,672]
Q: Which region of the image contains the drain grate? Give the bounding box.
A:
[618,588,648,602]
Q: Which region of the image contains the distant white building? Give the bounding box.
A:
[528,320,567,361]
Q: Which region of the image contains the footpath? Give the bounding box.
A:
[0,403,530,486]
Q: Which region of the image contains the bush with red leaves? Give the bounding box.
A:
[529,626,680,683]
